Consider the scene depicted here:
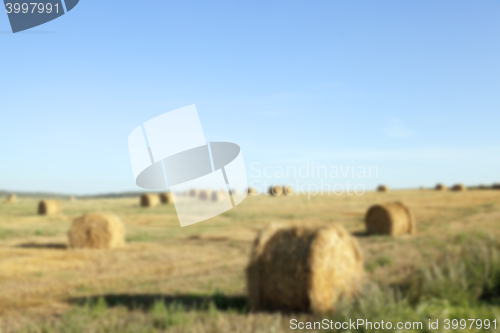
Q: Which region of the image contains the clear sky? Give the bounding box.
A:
[1,0,499,194]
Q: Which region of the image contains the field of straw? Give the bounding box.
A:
[1,190,500,332]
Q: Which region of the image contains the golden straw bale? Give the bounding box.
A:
[199,189,213,200]
[5,194,17,203]
[451,183,466,192]
[68,213,125,249]
[211,190,228,202]
[159,192,173,204]
[283,185,294,196]
[377,185,389,192]
[435,183,447,191]
[69,196,76,202]
[247,187,257,195]
[268,185,283,196]
[38,200,61,215]
[140,194,160,207]
[365,202,414,236]
[246,223,364,313]
[189,188,200,197]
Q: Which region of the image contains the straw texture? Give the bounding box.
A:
[247,223,364,313]
[435,183,447,191]
[140,194,160,207]
[269,185,283,196]
[451,184,466,192]
[38,200,61,215]
[159,192,173,204]
[68,213,125,249]
[365,202,414,236]
[377,185,389,192]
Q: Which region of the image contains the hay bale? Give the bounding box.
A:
[435,183,447,191]
[247,187,257,195]
[68,213,125,249]
[211,190,228,201]
[451,183,466,192]
[268,185,283,196]
[38,200,61,215]
[377,185,389,192]
[69,196,76,202]
[159,192,173,204]
[365,202,414,236]
[140,194,160,207]
[5,194,17,203]
[189,188,200,197]
[247,223,364,313]
[199,189,212,200]
[283,185,294,196]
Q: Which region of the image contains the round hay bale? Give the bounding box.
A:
[283,185,294,196]
[435,183,447,191]
[140,194,160,207]
[159,192,173,204]
[268,185,283,196]
[5,194,17,203]
[365,202,414,236]
[451,183,466,192]
[211,190,228,202]
[199,189,212,200]
[247,224,364,313]
[377,185,389,192]
[68,213,125,249]
[69,196,76,202]
[38,200,61,215]
[247,187,257,195]
[189,188,200,197]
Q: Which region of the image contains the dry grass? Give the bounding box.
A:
[0,190,500,331]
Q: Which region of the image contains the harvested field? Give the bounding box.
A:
[0,190,500,332]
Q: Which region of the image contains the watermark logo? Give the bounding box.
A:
[248,161,379,199]
[3,0,79,33]
[128,105,248,227]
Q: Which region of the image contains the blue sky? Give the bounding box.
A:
[1,0,499,194]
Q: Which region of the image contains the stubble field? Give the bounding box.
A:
[1,189,500,332]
